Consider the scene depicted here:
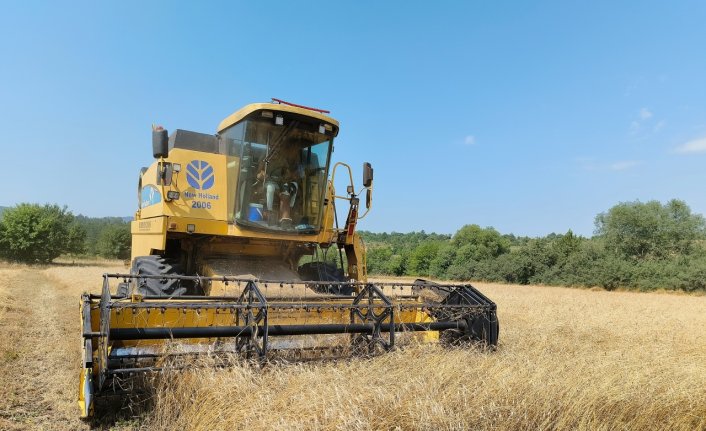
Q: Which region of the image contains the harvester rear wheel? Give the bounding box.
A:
[298,262,354,296]
[119,256,201,297]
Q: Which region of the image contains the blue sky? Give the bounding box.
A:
[1,1,705,236]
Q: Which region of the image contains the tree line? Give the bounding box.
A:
[0,204,131,263]
[362,199,706,292]
[2,199,705,292]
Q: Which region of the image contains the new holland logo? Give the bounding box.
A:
[186,160,215,190]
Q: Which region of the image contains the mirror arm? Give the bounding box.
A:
[357,185,373,220]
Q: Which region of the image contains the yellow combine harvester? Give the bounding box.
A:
[78,99,499,417]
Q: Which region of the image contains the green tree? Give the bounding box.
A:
[366,246,393,274]
[408,241,442,276]
[65,223,87,257]
[595,199,705,259]
[429,244,457,278]
[387,252,409,276]
[360,199,706,292]
[0,203,85,263]
[452,225,510,260]
[553,230,582,257]
[97,224,132,259]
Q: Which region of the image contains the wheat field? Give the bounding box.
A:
[0,262,704,430]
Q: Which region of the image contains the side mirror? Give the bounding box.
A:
[363,162,373,188]
[366,188,372,209]
[152,128,169,158]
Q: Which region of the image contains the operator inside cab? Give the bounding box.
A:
[220,109,336,234]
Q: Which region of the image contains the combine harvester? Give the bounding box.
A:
[78,99,499,417]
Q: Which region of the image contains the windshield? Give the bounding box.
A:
[230,116,333,233]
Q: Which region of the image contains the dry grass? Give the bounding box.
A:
[0,261,704,430]
[0,264,92,430]
[146,282,706,431]
[0,261,124,430]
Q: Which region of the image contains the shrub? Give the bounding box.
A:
[97,224,132,260]
[366,246,393,275]
[0,203,85,263]
[408,241,442,276]
[429,245,457,279]
[452,224,510,260]
[361,200,706,292]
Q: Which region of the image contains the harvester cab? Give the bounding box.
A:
[78,99,499,418]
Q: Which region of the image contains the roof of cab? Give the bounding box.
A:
[217,102,340,135]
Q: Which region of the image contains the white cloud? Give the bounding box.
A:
[675,137,706,154]
[629,107,662,137]
[639,107,653,120]
[609,160,641,171]
[464,135,476,146]
[629,120,640,135]
[575,157,641,172]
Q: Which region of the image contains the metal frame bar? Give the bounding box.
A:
[235,280,268,359]
[350,283,395,352]
[109,321,466,340]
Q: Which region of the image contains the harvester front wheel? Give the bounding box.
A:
[119,256,201,297]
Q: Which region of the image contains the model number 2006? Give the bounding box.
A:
[191,201,212,209]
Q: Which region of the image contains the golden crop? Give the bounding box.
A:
[0,263,704,430]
